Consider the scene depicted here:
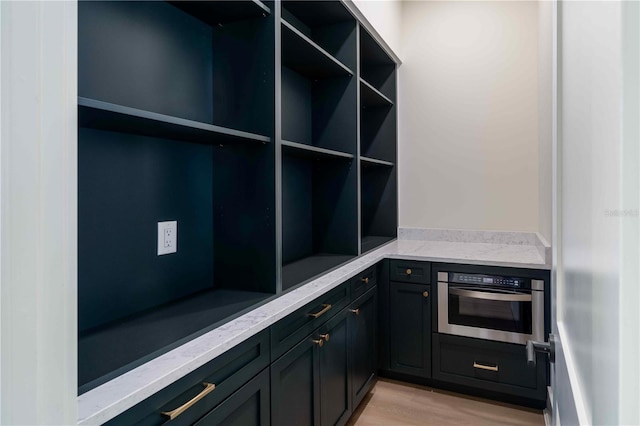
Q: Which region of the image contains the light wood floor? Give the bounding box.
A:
[347,379,544,426]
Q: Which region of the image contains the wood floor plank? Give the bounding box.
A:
[347,379,544,426]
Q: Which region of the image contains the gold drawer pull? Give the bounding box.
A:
[161,382,216,420]
[361,277,369,284]
[406,268,412,275]
[312,338,324,347]
[350,308,360,315]
[308,304,332,319]
[423,291,429,298]
[319,333,330,342]
[473,362,498,372]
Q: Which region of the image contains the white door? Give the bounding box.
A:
[551,1,640,425]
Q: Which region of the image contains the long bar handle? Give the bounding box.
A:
[308,304,332,319]
[161,382,216,420]
[473,362,498,372]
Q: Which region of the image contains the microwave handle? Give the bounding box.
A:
[449,288,532,302]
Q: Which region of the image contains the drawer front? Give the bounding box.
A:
[351,265,377,299]
[389,260,430,284]
[270,281,350,361]
[106,330,270,426]
[194,368,270,426]
[433,334,547,400]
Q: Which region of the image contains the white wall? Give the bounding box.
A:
[352,0,402,58]
[538,0,553,243]
[399,1,542,233]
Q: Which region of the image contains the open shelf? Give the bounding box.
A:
[361,163,397,254]
[361,156,394,167]
[361,235,395,254]
[169,0,270,26]
[281,65,356,154]
[281,151,358,290]
[78,288,272,392]
[282,139,354,160]
[282,0,357,71]
[281,19,353,79]
[282,254,356,291]
[79,0,274,137]
[360,78,394,108]
[359,26,396,101]
[79,97,270,146]
[78,124,276,391]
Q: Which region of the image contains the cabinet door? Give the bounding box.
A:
[389,283,431,378]
[194,369,270,426]
[318,310,352,426]
[349,287,377,408]
[271,335,321,426]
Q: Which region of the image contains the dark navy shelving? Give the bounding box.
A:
[78,0,399,392]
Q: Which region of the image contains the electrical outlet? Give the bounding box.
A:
[158,221,177,255]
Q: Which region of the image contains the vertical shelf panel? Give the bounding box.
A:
[358,24,398,253]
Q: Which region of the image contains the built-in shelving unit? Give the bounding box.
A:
[358,26,398,252]
[77,0,398,392]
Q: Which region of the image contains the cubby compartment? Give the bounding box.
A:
[281,149,358,290]
[359,26,396,101]
[281,7,357,155]
[78,128,276,392]
[281,0,357,71]
[360,162,397,253]
[79,0,274,139]
[359,27,397,165]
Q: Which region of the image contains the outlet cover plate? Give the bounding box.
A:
[158,221,177,255]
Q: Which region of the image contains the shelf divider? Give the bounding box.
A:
[360,156,394,167]
[281,19,354,79]
[78,97,271,145]
[282,139,354,160]
[360,77,394,107]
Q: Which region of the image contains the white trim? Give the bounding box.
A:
[0,1,77,423]
[556,321,591,426]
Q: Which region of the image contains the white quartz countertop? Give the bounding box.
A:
[78,231,550,424]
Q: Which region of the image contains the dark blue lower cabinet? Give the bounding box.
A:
[318,310,352,426]
[349,288,377,408]
[194,369,270,426]
[270,309,352,426]
[389,282,432,378]
[271,333,321,426]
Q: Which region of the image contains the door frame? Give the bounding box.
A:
[0,1,78,424]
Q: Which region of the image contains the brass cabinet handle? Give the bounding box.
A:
[319,333,330,342]
[422,291,429,298]
[350,308,360,315]
[161,382,216,420]
[361,277,369,284]
[406,268,412,275]
[312,338,324,347]
[307,304,332,319]
[473,362,498,372]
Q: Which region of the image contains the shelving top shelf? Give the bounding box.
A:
[360,78,394,107]
[282,140,354,160]
[170,0,270,26]
[360,156,394,167]
[78,97,271,146]
[281,19,354,79]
